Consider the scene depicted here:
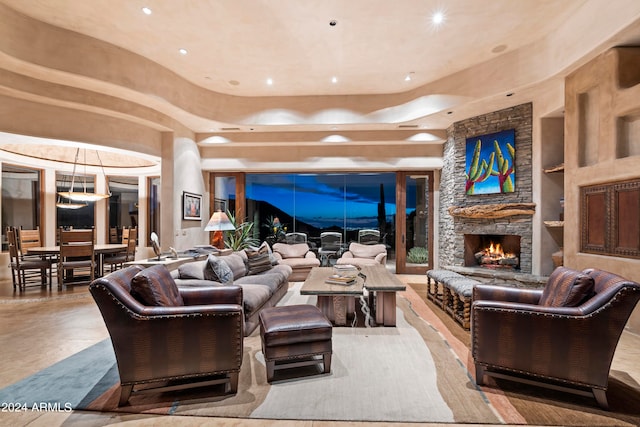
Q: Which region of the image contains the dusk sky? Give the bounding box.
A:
[246,173,406,229]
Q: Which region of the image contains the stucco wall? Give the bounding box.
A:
[564,47,640,332]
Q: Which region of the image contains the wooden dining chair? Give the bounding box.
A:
[57,228,95,289]
[8,228,51,291]
[122,226,131,244]
[18,227,50,259]
[103,227,137,275]
[17,226,54,285]
[109,227,119,244]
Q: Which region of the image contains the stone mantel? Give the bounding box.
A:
[448,203,536,219]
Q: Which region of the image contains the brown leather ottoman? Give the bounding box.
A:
[259,304,332,382]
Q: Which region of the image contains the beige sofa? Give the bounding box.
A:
[272,242,320,281]
[336,242,387,268]
[171,250,292,336]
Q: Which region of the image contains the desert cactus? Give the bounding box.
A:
[465,140,495,194]
[492,140,515,192]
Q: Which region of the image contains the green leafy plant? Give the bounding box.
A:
[465,139,495,195]
[407,246,429,264]
[492,139,515,193]
[225,211,260,251]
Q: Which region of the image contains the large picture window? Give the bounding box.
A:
[2,164,42,251]
[147,176,161,244]
[56,171,95,230]
[245,173,396,255]
[107,176,139,243]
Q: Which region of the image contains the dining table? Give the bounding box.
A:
[26,243,127,279]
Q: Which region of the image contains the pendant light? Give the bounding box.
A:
[57,147,111,202]
[55,196,87,210]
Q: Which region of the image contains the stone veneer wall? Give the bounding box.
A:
[439,103,534,273]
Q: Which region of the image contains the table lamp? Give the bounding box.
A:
[204,211,235,249]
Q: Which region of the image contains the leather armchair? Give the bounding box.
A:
[471,267,640,409]
[89,265,244,406]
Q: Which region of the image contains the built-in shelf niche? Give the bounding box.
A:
[540,116,565,273]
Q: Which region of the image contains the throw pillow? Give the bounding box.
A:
[177,260,206,280]
[274,242,309,258]
[258,241,278,265]
[539,266,595,307]
[246,244,273,275]
[224,253,248,279]
[131,265,184,306]
[350,242,386,258]
[204,254,234,284]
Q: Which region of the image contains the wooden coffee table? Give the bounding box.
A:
[359,264,406,326]
[301,265,406,326]
[300,267,364,326]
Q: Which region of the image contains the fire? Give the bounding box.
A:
[483,242,515,260]
[488,242,503,257]
[474,239,519,269]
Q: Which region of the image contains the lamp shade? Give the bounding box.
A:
[204,211,236,231]
[57,148,111,202]
[58,191,110,202]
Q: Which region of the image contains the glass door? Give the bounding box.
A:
[395,172,433,274]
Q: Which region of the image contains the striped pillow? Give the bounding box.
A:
[246,243,273,275]
[540,267,594,307]
[131,265,184,306]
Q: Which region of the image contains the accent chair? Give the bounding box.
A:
[336,242,387,268]
[272,242,320,281]
[471,266,640,409]
[89,265,244,405]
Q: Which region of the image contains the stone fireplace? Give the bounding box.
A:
[439,103,535,274]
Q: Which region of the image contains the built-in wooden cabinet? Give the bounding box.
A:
[581,178,640,259]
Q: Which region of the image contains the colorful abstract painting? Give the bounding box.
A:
[465,129,515,195]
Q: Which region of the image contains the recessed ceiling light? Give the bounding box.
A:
[142,7,152,15]
[331,76,338,84]
[202,136,232,144]
[266,78,273,85]
[432,11,445,25]
[405,72,415,82]
[179,48,188,55]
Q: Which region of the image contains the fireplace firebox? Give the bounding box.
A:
[464,234,521,270]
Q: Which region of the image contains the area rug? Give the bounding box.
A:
[2,284,639,426]
[0,284,501,424]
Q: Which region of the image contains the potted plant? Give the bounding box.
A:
[262,215,287,245]
[224,211,260,251]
